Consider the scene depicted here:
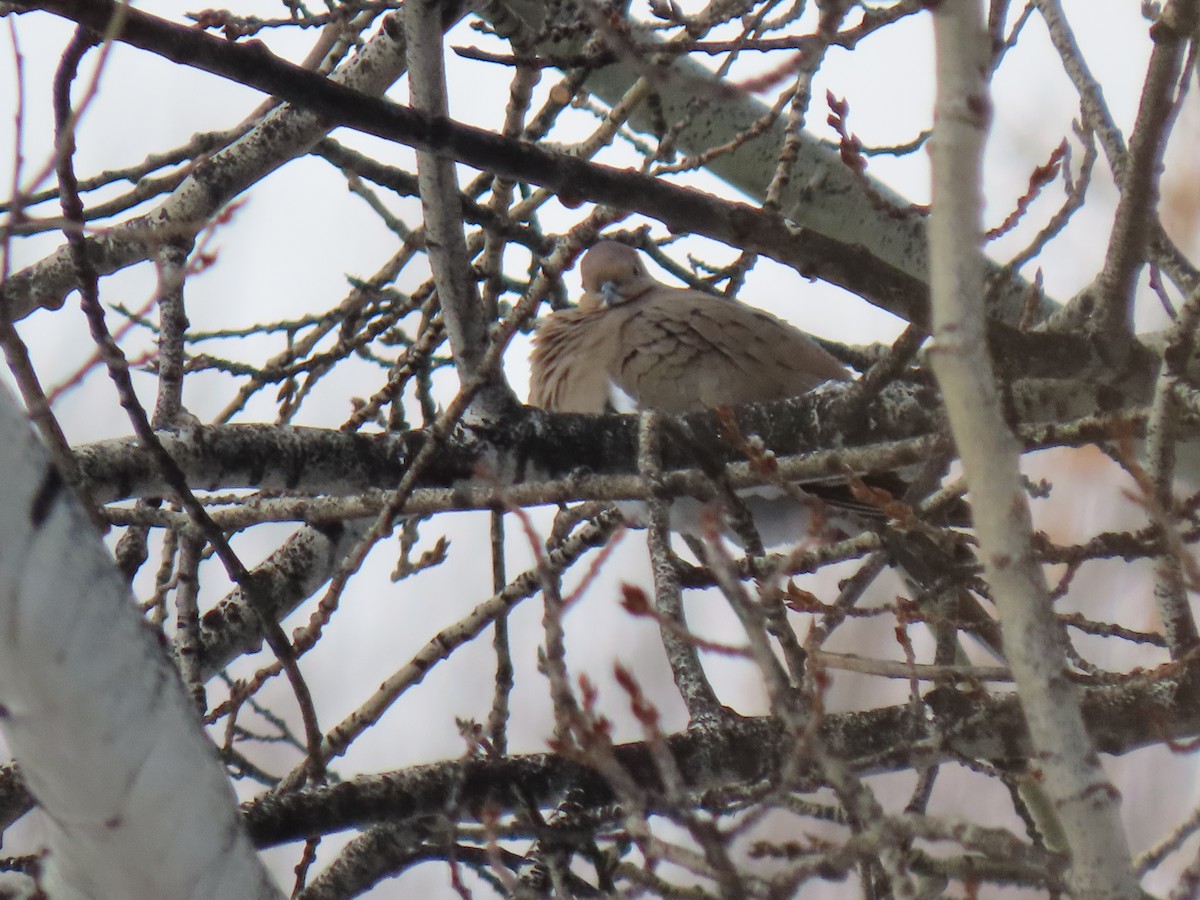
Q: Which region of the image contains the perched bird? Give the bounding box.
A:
[530,241,1000,657]
[532,243,993,657]
[529,240,872,546]
[530,240,851,415]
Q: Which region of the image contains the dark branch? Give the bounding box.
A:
[243,662,1200,847]
[7,0,947,327]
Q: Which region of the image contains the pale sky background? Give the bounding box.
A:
[1,1,1196,896]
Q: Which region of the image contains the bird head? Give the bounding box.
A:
[580,241,657,308]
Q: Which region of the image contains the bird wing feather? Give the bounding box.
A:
[610,289,849,413]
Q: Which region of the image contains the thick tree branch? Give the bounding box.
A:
[72,391,1143,694]
[405,0,494,396]
[486,0,1052,326]
[927,3,1136,895]
[73,377,1144,509]
[0,380,281,899]
[7,0,1021,330]
[242,662,1200,849]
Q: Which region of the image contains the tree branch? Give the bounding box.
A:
[405,0,495,398]
[242,662,1200,848]
[0,380,281,899]
[7,0,1024,330]
[927,3,1136,894]
[1,0,471,320]
[1092,0,1199,338]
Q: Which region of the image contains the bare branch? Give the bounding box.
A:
[928,3,1137,894]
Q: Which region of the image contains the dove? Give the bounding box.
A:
[530,240,851,415]
[529,240,866,546]
[529,241,1000,658]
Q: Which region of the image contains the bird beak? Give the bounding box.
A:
[598,281,624,306]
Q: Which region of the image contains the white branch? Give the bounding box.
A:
[405,0,501,408]
[926,2,1137,897]
[0,383,281,900]
[487,0,1051,324]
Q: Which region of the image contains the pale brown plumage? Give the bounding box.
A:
[528,243,998,656]
[529,241,850,414]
